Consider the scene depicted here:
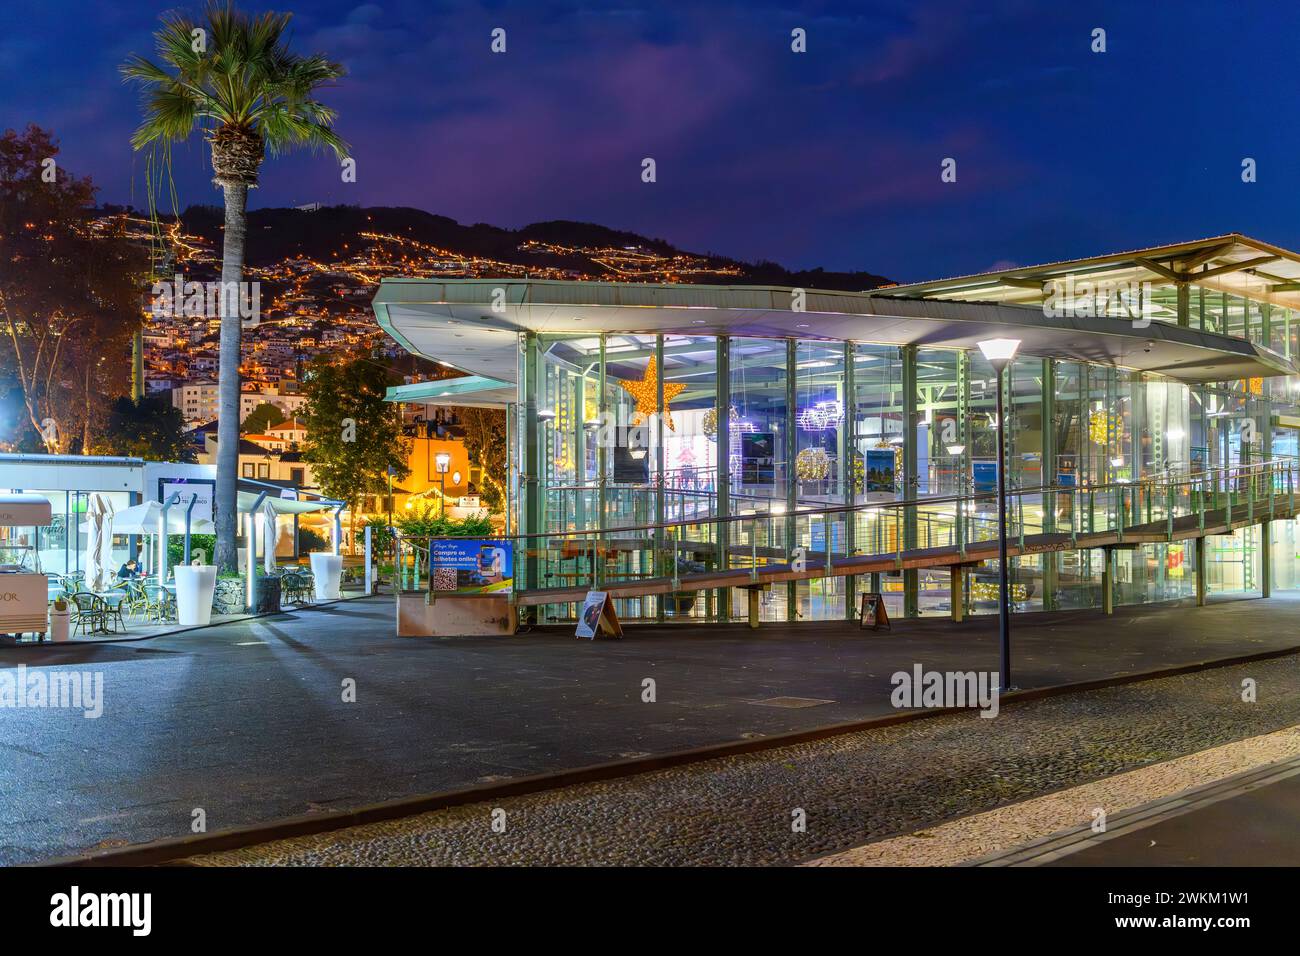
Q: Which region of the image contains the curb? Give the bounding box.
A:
[39,640,1300,867]
[0,592,381,648]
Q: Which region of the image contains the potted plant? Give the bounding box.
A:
[49,596,70,642]
[309,551,344,600]
[175,561,219,625]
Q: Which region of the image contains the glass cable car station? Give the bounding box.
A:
[373,234,1300,626]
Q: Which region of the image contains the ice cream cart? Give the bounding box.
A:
[0,494,53,639]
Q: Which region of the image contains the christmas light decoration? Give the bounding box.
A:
[1088,407,1120,446]
[795,447,831,481]
[796,399,844,431]
[619,356,686,431]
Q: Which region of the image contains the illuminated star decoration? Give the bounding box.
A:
[619,356,686,431]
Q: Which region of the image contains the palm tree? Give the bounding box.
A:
[122,2,348,573]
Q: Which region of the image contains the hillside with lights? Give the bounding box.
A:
[88,204,890,415]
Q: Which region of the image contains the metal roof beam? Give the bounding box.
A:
[1195,255,1281,281]
[1133,257,1183,282]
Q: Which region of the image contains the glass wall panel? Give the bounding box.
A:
[730,337,790,509]
[794,340,845,505]
[846,344,906,619]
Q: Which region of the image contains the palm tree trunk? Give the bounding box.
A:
[214,181,249,574]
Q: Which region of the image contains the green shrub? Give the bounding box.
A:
[167,533,217,568]
[394,504,493,538]
[297,527,329,553]
[352,515,395,551]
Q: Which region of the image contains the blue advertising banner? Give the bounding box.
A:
[972,460,998,496]
[428,539,513,593]
[810,521,844,554]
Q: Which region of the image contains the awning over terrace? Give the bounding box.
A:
[372,277,1297,387]
[235,491,336,515]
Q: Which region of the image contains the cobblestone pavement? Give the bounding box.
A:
[193,653,1300,866]
[810,725,1300,865]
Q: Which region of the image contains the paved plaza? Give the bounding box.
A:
[3,594,1299,864]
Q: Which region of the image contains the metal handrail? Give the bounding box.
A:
[504,457,1292,544]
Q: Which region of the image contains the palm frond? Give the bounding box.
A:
[122,1,347,158]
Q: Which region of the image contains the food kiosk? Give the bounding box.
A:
[0,494,53,638]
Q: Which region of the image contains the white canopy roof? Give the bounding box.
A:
[236,491,336,515]
[372,277,1298,386]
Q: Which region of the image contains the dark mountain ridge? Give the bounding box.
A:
[163,203,892,291]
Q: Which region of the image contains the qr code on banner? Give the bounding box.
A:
[432,568,458,591]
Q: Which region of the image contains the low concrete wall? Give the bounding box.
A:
[396,592,516,637]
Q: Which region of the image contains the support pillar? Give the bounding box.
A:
[1040,359,1058,610]
[902,345,919,618]
[1176,280,1190,328]
[1102,547,1115,615]
[785,339,798,622]
[1196,536,1207,606]
[521,333,542,614]
[655,335,666,623]
[949,565,964,623]
[1261,520,1272,598]
[843,340,857,620]
[715,337,731,621]
[597,336,608,536]
[747,587,760,629]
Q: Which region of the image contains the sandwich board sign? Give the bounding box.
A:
[576,591,623,639]
[858,592,891,631]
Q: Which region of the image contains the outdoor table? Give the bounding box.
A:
[92,590,129,634]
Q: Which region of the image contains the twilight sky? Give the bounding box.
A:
[3,0,1299,281]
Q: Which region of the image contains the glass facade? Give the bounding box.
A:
[0,488,135,577]
[510,328,1294,625]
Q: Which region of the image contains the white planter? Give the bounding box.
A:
[175,565,218,626]
[310,552,343,601]
[49,606,70,642]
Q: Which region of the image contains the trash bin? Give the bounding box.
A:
[49,600,70,642]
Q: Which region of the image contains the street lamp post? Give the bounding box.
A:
[978,338,1021,693]
[434,452,451,517]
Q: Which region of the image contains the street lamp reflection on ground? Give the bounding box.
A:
[977,337,1021,693]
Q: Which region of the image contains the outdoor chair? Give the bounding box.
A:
[98,589,128,634]
[282,570,313,605]
[141,582,175,623]
[121,580,149,621]
[69,591,104,636]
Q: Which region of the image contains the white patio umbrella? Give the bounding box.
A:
[97,496,116,590]
[261,498,279,573]
[82,493,113,592]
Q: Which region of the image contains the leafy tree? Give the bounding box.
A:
[100,394,197,461]
[0,125,147,452]
[241,401,283,435]
[297,526,327,554]
[122,2,349,573]
[300,353,409,552]
[352,515,395,553]
[452,405,508,512]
